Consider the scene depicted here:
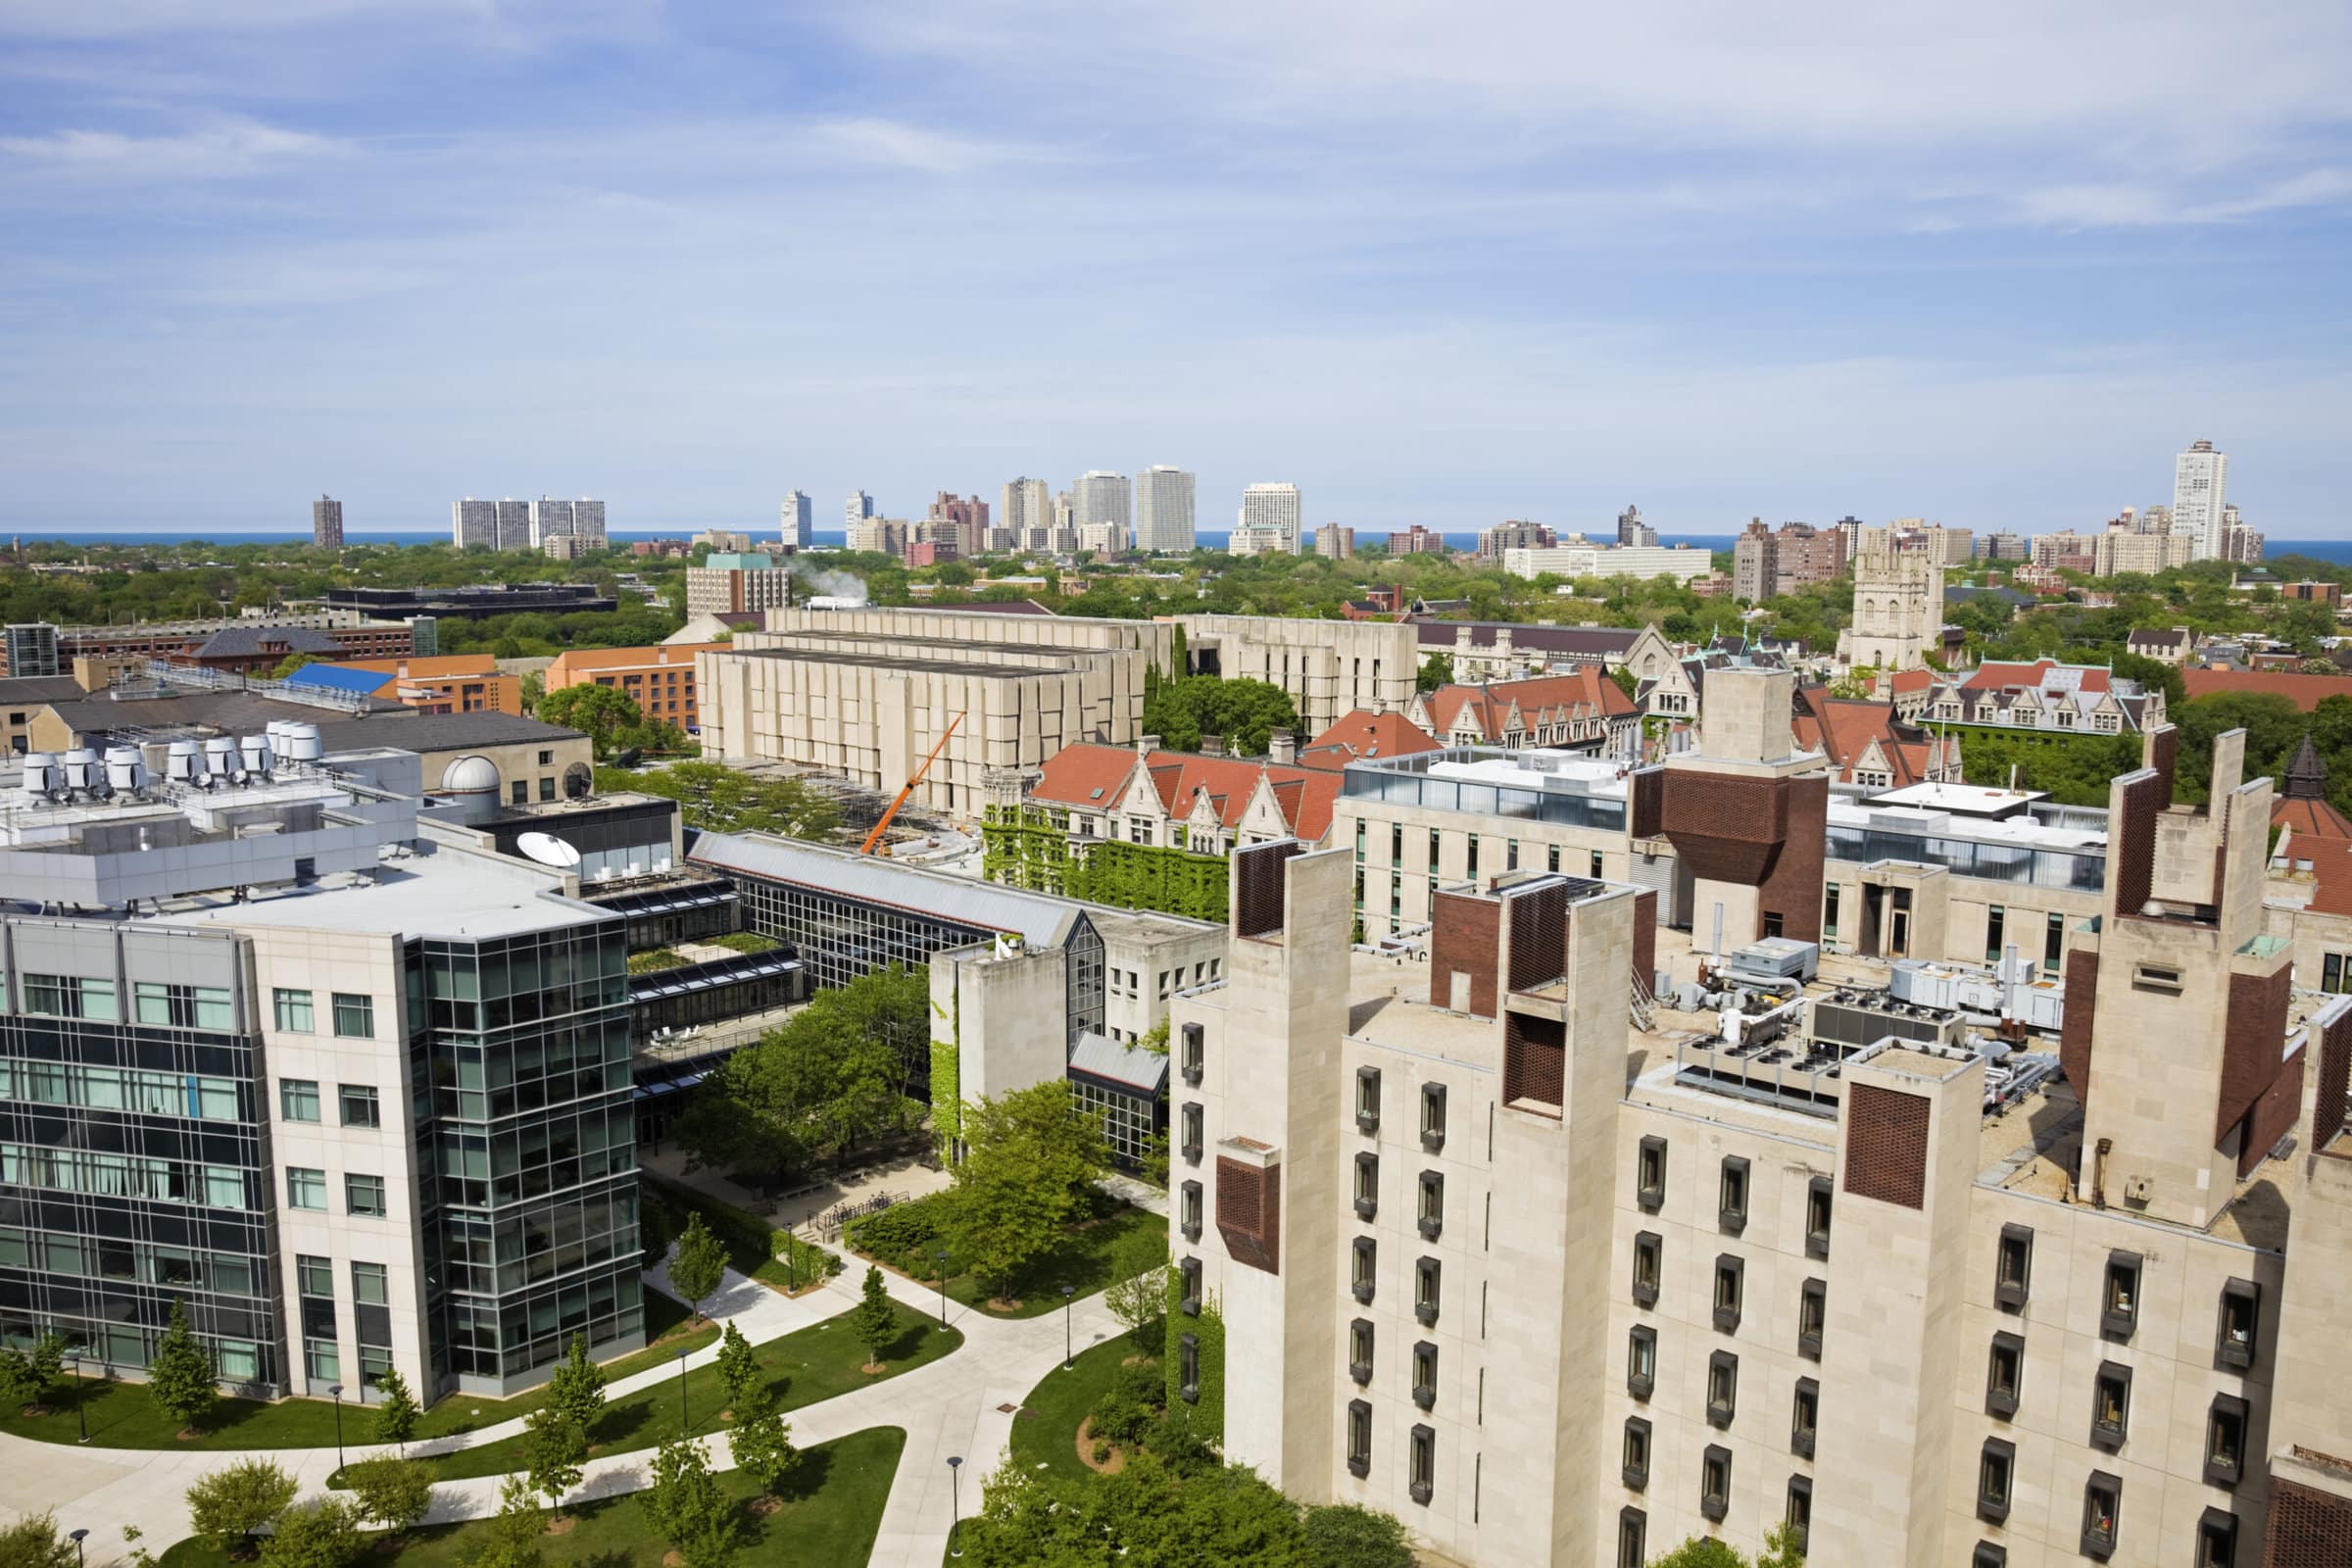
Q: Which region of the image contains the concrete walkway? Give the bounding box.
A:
[0,1230,1129,1566]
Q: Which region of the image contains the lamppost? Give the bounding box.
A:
[947,1454,964,1557]
[68,1348,87,1444]
[1061,1285,1074,1370]
[327,1385,345,1475]
[933,1250,950,1326]
[676,1348,690,1432]
[67,1529,85,1568]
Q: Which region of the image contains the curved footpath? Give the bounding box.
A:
[0,1237,1125,1567]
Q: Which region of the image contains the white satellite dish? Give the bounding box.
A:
[516,832,583,869]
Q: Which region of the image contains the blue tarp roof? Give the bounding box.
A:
[282,664,392,696]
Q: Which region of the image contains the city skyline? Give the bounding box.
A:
[1,7,2346,535]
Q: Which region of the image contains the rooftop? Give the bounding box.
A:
[163,846,598,941]
[1865,781,2048,816]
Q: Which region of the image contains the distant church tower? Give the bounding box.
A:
[1838,529,1944,670]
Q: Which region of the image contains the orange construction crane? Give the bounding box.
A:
[858,711,965,856]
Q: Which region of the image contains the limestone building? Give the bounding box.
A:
[1838,532,1945,671]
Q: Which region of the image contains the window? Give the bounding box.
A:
[1419,1082,1446,1152]
[2044,910,2065,975]
[1637,1135,1666,1212]
[1616,1508,1646,1568]
[1985,1332,2024,1420]
[1995,1223,2033,1310]
[511,780,528,806]
[1355,1066,1381,1133]
[2327,954,2352,995]
[1352,1237,1377,1303]
[1348,1318,1374,1385]
[1181,1102,1203,1163]
[339,1084,380,1129]
[1972,1544,2007,1568]
[287,1167,327,1210]
[2081,1471,2121,1560]
[1347,1399,1373,1477]
[1631,1231,1661,1308]
[1178,1333,1200,1403]
[1785,1475,1812,1551]
[1790,1378,1817,1458]
[2196,1509,2239,1568]
[1699,1445,1732,1523]
[1804,1176,1832,1260]
[332,992,374,1039]
[1823,884,1840,941]
[22,973,116,1021]
[1467,838,1479,881]
[1977,1439,2015,1523]
[1627,1325,1656,1400]
[297,1253,334,1298]
[1407,1423,1435,1505]
[306,1338,341,1383]
[273,988,315,1033]
[1353,1153,1379,1221]
[1411,1341,1438,1410]
[346,1174,387,1217]
[1797,1277,1826,1360]
[1718,1156,1749,1234]
[1180,1180,1202,1243]
[2100,1251,2140,1341]
[280,1079,321,1123]
[1713,1254,1744,1334]
[2215,1278,2260,1370]
[132,983,233,1030]
[537,749,554,765]
[1705,1349,1738,1428]
[1417,1170,1444,1240]
[1622,1417,1651,1491]
[1180,1022,1204,1087]
[1985,904,2005,964]
[1413,1255,1441,1326]
[351,1262,388,1305]
[1178,1256,1201,1316]
[2205,1395,2247,1489]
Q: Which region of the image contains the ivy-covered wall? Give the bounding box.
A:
[1164,1269,1226,1446]
[929,989,960,1162]
[982,805,1231,921]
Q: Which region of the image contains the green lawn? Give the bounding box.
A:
[938,1203,1163,1321]
[1007,1334,1138,1484]
[415,1299,956,1482]
[162,1425,905,1567]
[649,1173,838,1295]
[0,1285,713,1452]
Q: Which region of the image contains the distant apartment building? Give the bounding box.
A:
[547,642,724,732]
[1772,522,1847,595]
[492,499,530,552]
[1315,525,1357,560]
[1478,522,1555,563]
[571,499,607,548]
[849,518,910,557]
[312,495,343,549]
[1002,477,1053,546]
[2222,506,2265,564]
[1075,471,1133,536]
[781,490,812,549]
[926,493,991,558]
[527,497,572,548]
[1732,519,1778,602]
[451,498,497,549]
[684,553,797,616]
[2174,438,2230,560]
[846,490,876,527]
[1502,542,1713,585]
[1233,483,1304,557]
[1617,505,1658,548]
[1135,466,1197,555]
[1975,532,2029,563]
[1388,526,1446,557]
[282,654,519,715]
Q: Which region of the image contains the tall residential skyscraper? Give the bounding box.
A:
[1235,482,1303,555]
[1134,466,1197,554]
[846,490,876,527]
[1002,477,1052,543]
[452,498,497,549]
[780,491,812,549]
[1073,471,1133,534]
[2173,439,2229,561]
[494,499,531,552]
[312,494,343,549]
[528,497,574,548]
[1615,504,1657,549]
[571,499,607,548]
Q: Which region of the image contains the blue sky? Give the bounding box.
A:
[1,1,2347,537]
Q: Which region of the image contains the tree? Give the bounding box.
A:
[185,1458,299,1553]
[596,760,844,841]
[1416,652,1452,693]
[343,1455,433,1535]
[1647,1537,1752,1568]
[535,683,645,756]
[147,1298,217,1433]
[644,1436,735,1566]
[1103,1226,1168,1353]
[258,1495,365,1568]
[0,1512,75,1568]
[1300,1503,1415,1568]
[851,1265,898,1372]
[941,1081,1109,1304]
[0,1331,65,1413]
[669,1213,729,1324]
[725,1396,801,1496]
[522,1407,586,1515]
[543,1334,608,1437]
[466,1475,546,1568]
[714,1320,760,1414]
[270,652,330,680]
[370,1367,420,1454]
[1608,662,1641,701]
[1142,675,1299,755]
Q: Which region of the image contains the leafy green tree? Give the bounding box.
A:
[2109,650,2185,710]
[941,1081,1110,1303]
[1300,1503,1415,1568]
[1416,652,1452,692]
[1142,675,1299,756]
[147,1298,217,1432]
[644,1435,735,1566]
[342,1455,433,1535]
[725,1396,800,1495]
[370,1367,420,1454]
[185,1458,299,1553]
[258,1495,365,1568]
[466,1475,546,1568]
[1608,662,1641,701]
[535,683,645,756]
[0,1332,66,1412]
[543,1335,608,1437]
[668,1214,730,1324]
[522,1406,586,1515]
[1103,1226,1168,1353]
[851,1265,898,1370]
[714,1320,759,1414]
[599,760,844,840]
[959,1452,1316,1567]
[270,652,331,680]
[1648,1538,1748,1568]
[0,1512,75,1568]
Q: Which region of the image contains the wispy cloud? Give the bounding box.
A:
[0,116,342,179]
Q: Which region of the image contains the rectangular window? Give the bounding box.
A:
[1995,1223,2033,1310]
[1804,1175,1833,1260]
[1797,1278,1826,1360]
[2196,1509,2239,1568]
[272,988,315,1033]
[1790,1377,1818,1459]
[297,1253,333,1298]
[1411,1340,1438,1411]
[1178,1333,1200,1403]
[2044,911,2065,975]
[1785,1475,1812,1551]
[1181,1180,1202,1243]
[1414,1255,1441,1326]
[1419,1082,1446,1152]
[1617,1509,1646,1568]
[1974,1544,2008,1568]
[1984,904,2005,964]
[1348,1318,1374,1385]
[286,1167,327,1210]
[1467,838,1479,881]
[1590,851,1604,878]
[1181,1102,1203,1163]
[2101,1251,2140,1341]
[1353,1153,1379,1221]
[306,1338,341,1383]
[1627,1325,1656,1400]
[1347,1399,1373,1477]
[2205,1395,2247,1489]
[2090,1360,2132,1450]
[1717,1156,1749,1234]
[1713,1253,1744,1334]
[1705,1349,1739,1428]
[345,1173,387,1217]
[339,1084,380,1129]
[2081,1471,2121,1560]
[1985,1332,2024,1419]
[1977,1438,2016,1524]
[2216,1278,2260,1370]
[279,1078,321,1123]
[1180,1022,1204,1087]
[1699,1446,1732,1524]
[1417,1170,1444,1240]
[511,780,528,806]
[332,993,375,1039]
[1632,1231,1661,1308]
[1637,1135,1666,1212]
[1408,1423,1435,1505]
[1352,1237,1377,1304]
[351,1262,389,1306]
[1355,1066,1381,1133]
[1622,1417,1651,1491]
[1547,845,1561,873]
[1178,1256,1200,1316]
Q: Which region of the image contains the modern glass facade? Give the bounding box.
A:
[405,919,642,1393]
[1341,748,1630,832]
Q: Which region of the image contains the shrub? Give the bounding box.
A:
[1088,1360,1167,1447]
[844,1192,955,1273]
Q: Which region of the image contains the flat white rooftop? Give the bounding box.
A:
[1867,781,2048,816]
[1425,753,1632,796]
[162,847,596,941]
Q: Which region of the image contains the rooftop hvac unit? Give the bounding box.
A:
[20,753,56,798]
[278,722,322,762]
[238,732,273,778]
[204,736,239,781]
[165,740,205,783]
[59,749,99,794]
[1809,993,1967,1054]
[104,747,147,796]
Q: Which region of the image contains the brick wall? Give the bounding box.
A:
[1215,1155,1282,1275]
[2241,1040,2307,1177]
[2111,770,2165,916]
[1630,766,1664,839]
[2148,724,2179,810]
[2265,1478,2352,1568]
[1658,772,1787,886]
[2060,951,2100,1111]
[1758,773,1828,941]
[1503,1011,1566,1112]
[1633,889,1658,990]
[2220,963,2294,1142]
[2316,1006,2352,1152]
[1505,882,1569,991]
[1233,840,1302,938]
[1431,890,1500,1019]
[1843,1082,1931,1210]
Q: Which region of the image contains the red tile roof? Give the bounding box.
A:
[1296,710,1442,772]
[1963,660,2111,694]
[2303,840,2352,917]
[1028,744,1343,843]
[2181,668,2352,712]
[1790,698,1952,788]
[2276,798,2352,843]
[1422,667,1637,742]
[1889,669,1936,694]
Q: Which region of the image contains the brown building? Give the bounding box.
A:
[546,642,726,733]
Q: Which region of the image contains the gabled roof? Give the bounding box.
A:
[1067,1031,1168,1096]
[1421,667,1639,742]
[2128,627,2191,650]
[1963,660,2112,695]
[1410,620,1647,659]
[1028,744,1342,842]
[282,663,396,697]
[1888,669,1936,695]
[0,674,85,706]
[1791,698,1947,788]
[1296,710,1442,772]
[191,625,345,659]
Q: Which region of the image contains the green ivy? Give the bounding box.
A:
[1163,1269,1225,1446]
[930,1014,960,1162]
[982,805,1229,920]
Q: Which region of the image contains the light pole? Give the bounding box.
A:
[676,1348,690,1433]
[947,1454,963,1557]
[68,1349,87,1444]
[67,1529,85,1568]
[327,1385,344,1475]
[1061,1285,1074,1370]
[933,1250,950,1326]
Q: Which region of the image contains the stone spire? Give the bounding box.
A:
[2285,732,2328,800]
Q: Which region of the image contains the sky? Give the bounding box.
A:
[1,1,2348,538]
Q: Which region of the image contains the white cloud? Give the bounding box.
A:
[807,117,1075,175]
[0,116,341,179]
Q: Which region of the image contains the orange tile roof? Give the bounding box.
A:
[329,654,504,678]
[1296,710,1442,771]
[1889,669,1935,694]
[2275,798,2352,842]
[1790,698,1950,787]
[1422,667,1638,742]
[2304,839,2352,916]
[2181,668,2352,712]
[547,643,726,683]
[1029,744,1343,843]
[1963,660,2111,694]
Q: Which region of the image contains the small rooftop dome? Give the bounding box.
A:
[439,755,500,794]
